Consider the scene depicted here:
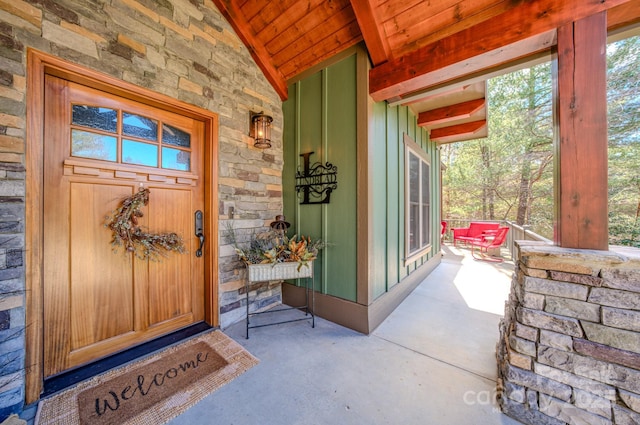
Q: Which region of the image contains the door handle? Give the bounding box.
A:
[196,233,205,257]
[195,210,204,257]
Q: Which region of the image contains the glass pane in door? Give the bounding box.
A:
[72,105,117,133]
[163,124,191,148]
[123,112,158,141]
[162,147,190,171]
[122,139,158,167]
[71,129,117,161]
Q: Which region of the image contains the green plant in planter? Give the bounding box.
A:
[225,224,325,271]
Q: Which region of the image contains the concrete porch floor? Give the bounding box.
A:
[169,244,523,425]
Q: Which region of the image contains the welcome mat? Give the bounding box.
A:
[36,330,259,425]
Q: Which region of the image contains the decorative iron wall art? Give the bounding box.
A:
[295,152,338,204]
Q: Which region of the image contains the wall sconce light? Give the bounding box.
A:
[250,111,273,149]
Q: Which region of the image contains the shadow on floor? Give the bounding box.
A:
[169,246,522,425]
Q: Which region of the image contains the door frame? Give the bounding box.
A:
[25,49,219,403]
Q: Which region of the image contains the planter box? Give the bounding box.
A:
[247,261,313,282]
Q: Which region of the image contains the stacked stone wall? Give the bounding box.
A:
[0,0,283,418]
[498,241,640,425]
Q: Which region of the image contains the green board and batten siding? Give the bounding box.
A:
[283,54,358,302]
[283,49,441,307]
[371,102,441,299]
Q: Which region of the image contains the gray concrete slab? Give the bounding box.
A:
[169,246,522,425]
[374,244,514,381]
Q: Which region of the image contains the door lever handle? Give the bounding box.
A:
[195,210,204,257]
[196,232,205,257]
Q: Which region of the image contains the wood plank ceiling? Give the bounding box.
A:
[211,0,640,143]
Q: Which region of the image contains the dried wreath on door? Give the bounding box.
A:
[105,188,185,260]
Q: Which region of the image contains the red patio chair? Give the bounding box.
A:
[452,222,500,247]
[470,227,509,262]
[441,221,447,242]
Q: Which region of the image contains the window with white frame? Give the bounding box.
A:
[404,134,431,263]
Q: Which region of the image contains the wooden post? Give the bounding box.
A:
[553,12,608,250]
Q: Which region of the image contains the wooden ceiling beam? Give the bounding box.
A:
[400,85,470,107]
[380,30,557,103]
[349,0,391,65]
[430,120,486,144]
[210,0,289,101]
[385,0,519,58]
[390,51,551,106]
[369,0,634,102]
[608,0,640,32]
[418,98,485,127]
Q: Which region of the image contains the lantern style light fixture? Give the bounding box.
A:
[250,111,273,149]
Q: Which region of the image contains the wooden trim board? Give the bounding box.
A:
[282,253,442,334]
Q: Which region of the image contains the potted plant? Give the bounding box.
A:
[225,224,325,281]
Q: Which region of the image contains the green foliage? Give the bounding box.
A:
[609,211,640,248]
[443,35,640,245]
[442,62,554,238]
[607,37,640,146]
[607,36,640,247]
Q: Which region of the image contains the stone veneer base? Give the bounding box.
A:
[497,241,640,425]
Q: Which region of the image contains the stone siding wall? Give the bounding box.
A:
[0,0,283,418]
[498,241,640,425]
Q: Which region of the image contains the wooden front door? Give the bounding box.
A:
[43,75,206,377]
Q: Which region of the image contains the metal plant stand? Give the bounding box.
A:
[245,262,315,339]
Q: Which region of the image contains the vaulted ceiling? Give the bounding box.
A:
[211,0,640,143]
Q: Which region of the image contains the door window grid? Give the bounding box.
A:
[70,104,191,172]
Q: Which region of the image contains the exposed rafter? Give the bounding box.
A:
[349,0,391,65]
[210,0,289,100]
[208,0,640,131]
[430,120,486,144]
[369,0,634,102]
[398,85,470,108]
[418,98,485,127]
[608,0,640,31]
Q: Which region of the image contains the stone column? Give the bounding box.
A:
[498,241,640,424]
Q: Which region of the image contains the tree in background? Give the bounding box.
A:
[607,36,640,246]
[443,35,640,245]
[442,62,554,237]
